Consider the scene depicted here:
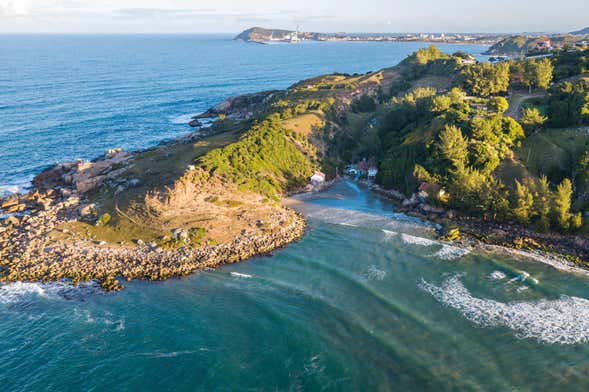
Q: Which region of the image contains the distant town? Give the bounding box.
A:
[235,26,589,58]
[235,27,503,45]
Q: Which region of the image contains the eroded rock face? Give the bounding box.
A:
[33,150,131,195]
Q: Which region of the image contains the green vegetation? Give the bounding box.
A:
[96,213,111,227]
[520,107,547,133]
[351,95,377,113]
[490,96,509,114]
[199,115,317,198]
[461,62,510,96]
[547,80,589,128]
[320,46,588,232]
[81,45,589,247]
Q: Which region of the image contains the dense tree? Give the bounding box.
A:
[547,81,589,127]
[552,49,589,80]
[513,180,534,224]
[449,165,509,218]
[470,141,501,174]
[533,176,552,232]
[490,96,509,114]
[523,58,553,91]
[520,107,547,133]
[571,212,583,231]
[553,178,573,230]
[461,62,510,97]
[436,125,469,169]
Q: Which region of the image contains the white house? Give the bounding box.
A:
[310,172,326,185]
[367,167,378,178]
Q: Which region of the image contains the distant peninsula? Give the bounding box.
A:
[571,26,589,35]
[485,34,589,56]
[234,26,503,45]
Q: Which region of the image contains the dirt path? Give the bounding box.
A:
[505,91,546,120]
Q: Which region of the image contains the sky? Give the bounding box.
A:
[0,0,587,34]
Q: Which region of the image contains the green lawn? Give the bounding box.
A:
[517,127,589,181]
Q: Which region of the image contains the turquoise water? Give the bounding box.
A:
[2,181,589,391]
[0,34,488,193]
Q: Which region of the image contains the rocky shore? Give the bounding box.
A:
[369,181,589,272]
[0,174,306,291]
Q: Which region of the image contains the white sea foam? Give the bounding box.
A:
[508,271,539,285]
[420,275,589,345]
[0,282,49,304]
[381,229,398,242]
[363,265,387,281]
[0,185,20,196]
[0,281,99,305]
[168,113,199,124]
[230,272,252,278]
[433,245,471,260]
[401,233,437,247]
[489,271,507,280]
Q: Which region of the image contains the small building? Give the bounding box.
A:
[460,55,477,65]
[310,172,326,185]
[535,38,552,52]
[367,167,378,178]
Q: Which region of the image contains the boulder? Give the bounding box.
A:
[7,204,26,213]
[4,216,20,226]
[172,228,189,241]
[189,119,202,127]
[60,188,72,198]
[1,199,19,209]
[80,203,98,217]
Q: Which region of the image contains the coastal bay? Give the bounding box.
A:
[1,34,589,391]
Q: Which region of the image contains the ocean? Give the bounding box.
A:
[1,34,487,194]
[2,35,589,391]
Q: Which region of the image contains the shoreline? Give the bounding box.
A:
[0,181,306,291]
[2,171,588,292]
[366,180,589,276]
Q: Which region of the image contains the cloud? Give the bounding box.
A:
[0,0,67,16]
[0,0,32,15]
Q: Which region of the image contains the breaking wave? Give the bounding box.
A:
[230,272,252,279]
[401,233,437,247]
[420,275,589,345]
[0,281,99,305]
[304,207,435,239]
[399,233,470,260]
[489,271,507,280]
[381,229,398,242]
[433,245,470,260]
[508,271,539,285]
[0,184,20,196]
[168,113,199,124]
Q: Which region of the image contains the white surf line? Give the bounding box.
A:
[481,244,589,277]
[420,275,589,345]
[230,272,252,278]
